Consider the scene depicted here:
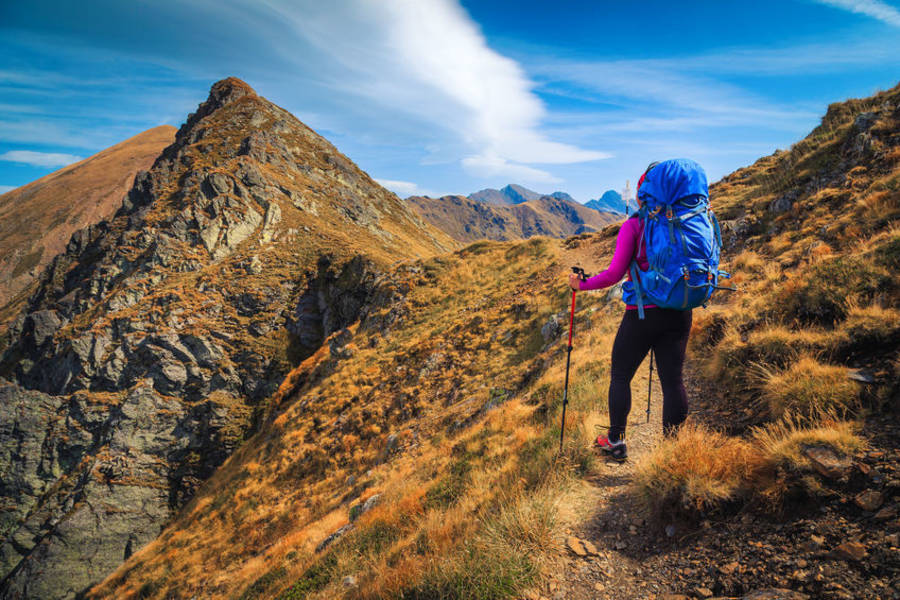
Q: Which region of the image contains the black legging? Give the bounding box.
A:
[607,307,692,442]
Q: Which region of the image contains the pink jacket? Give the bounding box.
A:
[578,217,654,310]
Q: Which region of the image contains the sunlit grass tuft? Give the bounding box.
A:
[758,356,860,419]
[632,422,762,513]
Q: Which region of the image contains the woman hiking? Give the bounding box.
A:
[569,159,721,461]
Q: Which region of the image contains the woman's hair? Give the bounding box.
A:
[630,161,661,218]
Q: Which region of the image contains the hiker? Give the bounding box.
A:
[568,159,722,461]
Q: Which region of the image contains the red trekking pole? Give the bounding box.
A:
[560,266,588,453]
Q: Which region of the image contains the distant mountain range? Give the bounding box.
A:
[468,184,584,207]
[468,183,541,205]
[467,184,633,214]
[585,189,637,214]
[406,184,626,242]
[407,193,618,243]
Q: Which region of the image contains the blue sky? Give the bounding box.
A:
[1,0,899,201]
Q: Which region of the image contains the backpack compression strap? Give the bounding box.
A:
[629,261,646,320]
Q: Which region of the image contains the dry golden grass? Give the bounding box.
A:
[751,416,866,503]
[758,356,860,419]
[632,422,762,512]
[86,234,617,600]
[633,416,865,515]
[752,416,864,471]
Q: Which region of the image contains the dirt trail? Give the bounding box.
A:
[523,358,899,600]
[533,355,678,600]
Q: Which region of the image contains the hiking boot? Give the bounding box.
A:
[594,435,627,461]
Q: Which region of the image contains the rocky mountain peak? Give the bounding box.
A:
[176,76,258,139]
[0,77,451,598]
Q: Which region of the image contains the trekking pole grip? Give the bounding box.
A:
[571,266,588,282]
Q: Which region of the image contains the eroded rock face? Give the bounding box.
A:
[0,380,177,598]
[0,376,258,599]
[0,77,448,598]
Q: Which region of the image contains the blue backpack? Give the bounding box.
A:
[622,158,728,319]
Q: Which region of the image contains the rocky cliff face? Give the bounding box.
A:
[0,126,176,329]
[0,77,451,599]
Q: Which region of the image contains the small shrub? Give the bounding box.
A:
[752,417,865,503]
[760,356,860,419]
[277,553,337,600]
[777,256,892,326]
[754,417,864,471]
[424,453,473,509]
[831,304,900,360]
[632,422,762,513]
[480,491,561,565]
[401,542,536,600]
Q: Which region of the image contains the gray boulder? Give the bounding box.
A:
[26,310,63,346]
[541,315,563,343]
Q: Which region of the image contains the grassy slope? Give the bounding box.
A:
[634,83,899,511]
[696,82,899,417]
[90,84,899,599]
[87,229,631,599]
[0,125,176,315]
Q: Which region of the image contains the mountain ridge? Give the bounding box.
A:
[82,81,900,600]
[0,125,176,322]
[407,192,620,242]
[468,183,543,205]
[0,77,453,599]
[585,189,628,214]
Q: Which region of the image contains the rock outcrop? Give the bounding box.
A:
[0,126,176,317]
[0,77,451,598]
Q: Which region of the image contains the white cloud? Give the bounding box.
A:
[812,0,900,27]
[0,150,84,168]
[0,185,17,195]
[250,0,607,179]
[376,179,421,196]
[461,154,561,184]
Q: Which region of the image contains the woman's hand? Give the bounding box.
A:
[568,273,582,291]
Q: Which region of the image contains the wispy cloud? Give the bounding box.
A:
[0,150,83,167]
[0,185,16,195]
[376,178,425,197]
[461,154,561,184]
[812,0,900,27]
[532,57,815,125]
[525,34,900,151]
[249,0,608,179]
